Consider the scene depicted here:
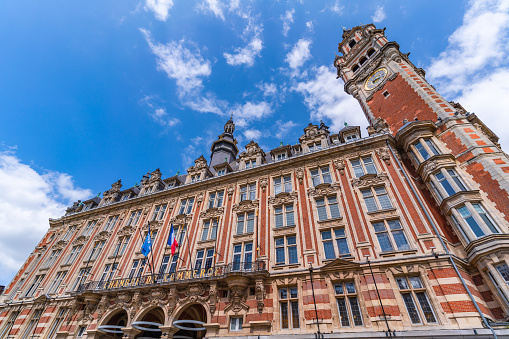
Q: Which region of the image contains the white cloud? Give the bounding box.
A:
[149,107,181,127]
[275,120,298,140]
[281,9,295,37]
[224,37,263,67]
[427,0,509,147]
[285,38,312,69]
[256,82,277,97]
[306,21,314,32]
[372,6,386,23]
[294,66,367,132]
[233,101,273,127]
[198,0,225,21]
[326,0,343,14]
[144,0,174,21]
[141,28,212,97]
[0,150,92,284]
[243,129,262,140]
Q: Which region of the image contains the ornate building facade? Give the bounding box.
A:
[2,24,509,338]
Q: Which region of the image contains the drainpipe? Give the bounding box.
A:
[387,140,498,338]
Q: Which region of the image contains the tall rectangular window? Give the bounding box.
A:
[104,215,119,232]
[245,160,256,169]
[20,310,42,339]
[321,228,350,259]
[0,311,20,338]
[195,249,214,270]
[274,205,295,228]
[159,256,170,274]
[129,259,146,278]
[71,268,90,291]
[126,210,142,226]
[62,226,76,241]
[372,220,410,252]
[89,240,105,261]
[240,183,256,201]
[396,276,437,324]
[202,219,218,241]
[82,220,97,237]
[47,271,67,294]
[42,249,61,269]
[47,308,68,339]
[334,282,363,327]
[169,254,179,273]
[274,175,292,195]
[351,156,377,178]
[413,138,440,162]
[310,166,332,186]
[7,278,25,301]
[361,186,392,212]
[208,191,224,209]
[457,203,499,238]
[232,242,253,271]
[112,236,131,257]
[24,275,45,297]
[179,198,195,215]
[63,245,83,265]
[280,287,300,329]
[237,212,255,234]
[275,236,298,265]
[308,142,322,152]
[152,204,167,221]
[316,196,341,220]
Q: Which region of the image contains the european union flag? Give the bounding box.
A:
[141,225,152,257]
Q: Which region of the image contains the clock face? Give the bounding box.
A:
[364,68,388,90]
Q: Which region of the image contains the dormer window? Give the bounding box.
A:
[331,136,339,144]
[349,39,356,48]
[82,203,92,211]
[345,134,358,142]
[167,182,175,188]
[191,174,200,183]
[276,153,287,161]
[121,193,131,201]
[308,142,322,152]
[246,160,256,169]
[217,168,226,176]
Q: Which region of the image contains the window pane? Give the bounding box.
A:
[448,169,467,191]
[323,241,335,259]
[246,213,255,233]
[291,301,300,328]
[280,288,288,299]
[372,222,386,232]
[402,293,421,324]
[436,172,456,196]
[274,178,282,195]
[415,142,430,160]
[336,238,350,256]
[288,246,298,264]
[377,192,393,210]
[317,205,328,220]
[275,208,284,228]
[363,156,377,174]
[350,297,363,326]
[466,216,485,238]
[335,284,344,294]
[237,215,245,234]
[416,292,437,323]
[290,287,298,298]
[286,209,295,226]
[284,176,292,192]
[425,139,439,156]
[276,247,285,264]
[351,159,365,178]
[364,196,377,212]
[281,302,289,329]
[329,202,341,219]
[393,230,410,250]
[377,233,394,252]
[409,277,423,288]
[473,204,498,234]
[337,298,351,326]
[496,264,509,283]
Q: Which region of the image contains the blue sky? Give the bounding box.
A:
[1,0,509,285]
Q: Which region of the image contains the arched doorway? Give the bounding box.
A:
[134,307,165,339]
[173,304,207,339]
[98,309,128,339]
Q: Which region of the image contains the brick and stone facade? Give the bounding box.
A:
[1,24,509,338]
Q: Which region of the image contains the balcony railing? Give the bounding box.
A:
[77,260,266,293]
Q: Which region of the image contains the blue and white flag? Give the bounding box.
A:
[141,224,152,257]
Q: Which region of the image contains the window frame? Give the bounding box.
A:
[178,198,195,215]
[201,218,219,241]
[279,287,300,329]
[372,219,411,253]
[104,215,119,231]
[126,210,142,227]
[240,183,256,201]
[47,271,67,294]
[274,204,295,228]
[360,186,393,212]
[334,281,364,327]
[230,316,244,332]
[274,175,292,195]
[454,203,500,240]
[432,168,468,199]
[411,138,440,163]
[310,166,333,187]
[275,235,298,265]
[208,191,224,209]
[236,211,255,235]
[315,195,341,221]
[151,204,167,221]
[350,156,377,178]
[321,228,350,259]
[396,276,438,325]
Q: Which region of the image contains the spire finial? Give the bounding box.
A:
[344,122,348,126]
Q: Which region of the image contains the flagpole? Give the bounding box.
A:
[184,215,194,271]
[137,227,155,282]
[147,222,158,283]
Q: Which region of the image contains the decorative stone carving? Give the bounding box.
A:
[259,177,268,192]
[268,192,298,205]
[179,283,208,305]
[295,168,304,184]
[170,213,188,226]
[376,147,391,165]
[224,285,249,314]
[232,199,259,212]
[255,279,265,315]
[356,55,383,84]
[200,207,224,219]
[93,231,111,242]
[142,287,167,309]
[307,183,340,197]
[143,221,162,231]
[115,291,132,308]
[227,185,235,197]
[209,282,218,314]
[351,173,389,188]
[196,192,205,204]
[167,286,178,313]
[367,117,390,135]
[117,225,134,237]
[54,240,68,250]
[72,235,88,246]
[333,158,345,175]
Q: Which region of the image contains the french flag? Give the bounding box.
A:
[167,224,178,255]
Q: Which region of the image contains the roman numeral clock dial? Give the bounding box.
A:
[364,68,388,90]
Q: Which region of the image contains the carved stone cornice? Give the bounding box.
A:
[93,231,111,242]
[439,190,481,215]
[200,207,224,219]
[54,240,68,250]
[465,234,509,265]
[351,173,388,188]
[117,225,134,237]
[307,183,340,197]
[72,235,89,246]
[232,199,259,212]
[268,192,298,205]
[417,154,456,182]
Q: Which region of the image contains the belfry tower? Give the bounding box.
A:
[335,24,509,303]
[209,116,239,171]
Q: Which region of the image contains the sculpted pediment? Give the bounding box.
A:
[94,231,111,242]
[351,172,388,188]
[268,192,298,205]
[232,199,259,212]
[307,183,340,197]
[72,235,88,246]
[200,207,225,219]
[54,240,68,250]
[322,258,360,272]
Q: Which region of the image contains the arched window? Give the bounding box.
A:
[352,65,360,72]
[367,48,375,57]
[349,40,356,48]
[359,56,367,65]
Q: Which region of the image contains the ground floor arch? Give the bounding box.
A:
[171,303,208,339]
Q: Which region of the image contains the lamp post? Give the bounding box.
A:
[308,263,323,339]
[365,255,394,337]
